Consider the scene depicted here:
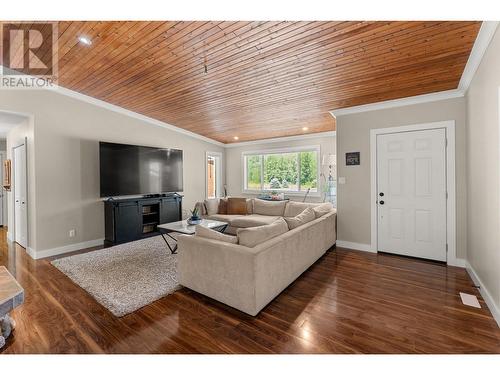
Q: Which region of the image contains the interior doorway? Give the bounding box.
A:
[206,151,222,199]
[13,142,28,249]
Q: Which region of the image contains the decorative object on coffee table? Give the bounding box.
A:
[158,219,228,254]
[0,266,24,350]
[187,205,202,225]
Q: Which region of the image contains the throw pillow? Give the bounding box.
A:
[218,198,228,214]
[284,207,316,230]
[246,198,253,214]
[237,218,288,247]
[204,198,219,216]
[253,199,287,216]
[195,224,238,244]
[227,197,248,215]
[283,201,319,217]
[313,203,334,218]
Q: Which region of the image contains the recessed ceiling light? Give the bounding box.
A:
[233,136,239,140]
[302,127,309,131]
[78,36,92,46]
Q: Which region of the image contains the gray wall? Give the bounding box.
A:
[0,89,225,256]
[225,134,336,203]
[336,97,467,259]
[466,27,500,312]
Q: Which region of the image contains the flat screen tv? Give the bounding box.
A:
[99,141,183,197]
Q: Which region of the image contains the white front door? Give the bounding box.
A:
[14,144,27,248]
[376,128,447,261]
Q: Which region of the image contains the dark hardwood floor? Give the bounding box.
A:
[1,226,499,354]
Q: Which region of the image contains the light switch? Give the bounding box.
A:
[338,177,346,184]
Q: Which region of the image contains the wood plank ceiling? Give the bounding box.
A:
[13,21,484,143]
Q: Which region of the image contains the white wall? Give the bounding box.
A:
[0,89,225,257]
[335,97,467,259]
[225,134,336,203]
[465,26,500,320]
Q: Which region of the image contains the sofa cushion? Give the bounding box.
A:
[313,203,334,218]
[283,201,320,217]
[207,214,245,225]
[237,217,288,247]
[284,207,316,230]
[231,214,280,228]
[227,197,248,215]
[195,225,238,244]
[204,198,219,216]
[253,199,287,216]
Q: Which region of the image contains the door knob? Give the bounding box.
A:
[379,192,384,197]
[379,200,385,205]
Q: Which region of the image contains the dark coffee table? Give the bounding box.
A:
[157,219,229,254]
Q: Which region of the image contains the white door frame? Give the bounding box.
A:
[205,151,223,198]
[12,140,28,249]
[370,120,458,265]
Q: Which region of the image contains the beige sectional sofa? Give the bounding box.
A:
[178,198,336,316]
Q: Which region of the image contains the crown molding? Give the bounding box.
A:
[224,131,336,148]
[330,21,499,118]
[330,89,464,117]
[458,21,499,92]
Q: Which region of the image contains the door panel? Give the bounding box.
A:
[160,198,180,223]
[377,129,446,261]
[115,203,141,243]
[14,144,27,249]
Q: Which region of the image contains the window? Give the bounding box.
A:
[243,147,319,194]
[206,152,222,198]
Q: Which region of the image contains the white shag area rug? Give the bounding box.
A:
[51,236,179,317]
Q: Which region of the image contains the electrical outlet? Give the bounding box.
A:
[69,229,76,238]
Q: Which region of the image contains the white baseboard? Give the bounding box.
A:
[466,261,500,328]
[447,257,466,268]
[27,238,105,260]
[336,240,375,253]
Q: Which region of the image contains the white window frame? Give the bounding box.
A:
[206,151,223,199]
[241,145,321,197]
